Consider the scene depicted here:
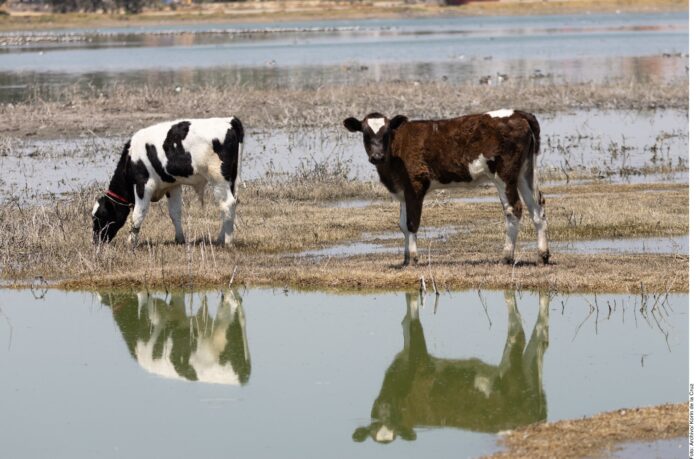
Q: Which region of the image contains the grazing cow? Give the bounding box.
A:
[99,290,251,385]
[92,117,244,246]
[353,291,549,443]
[343,110,549,265]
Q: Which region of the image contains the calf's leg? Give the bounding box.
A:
[518,162,550,265]
[494,176,522,264]
[213,182,237,246]
[166,186,185,244]
[400,192,424,266]
[129,186,153,248]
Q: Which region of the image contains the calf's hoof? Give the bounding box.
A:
[501,255,514,265]
[215,238,234,247]
[401,256,419,268]
[538,250,550,265]
[174,235,186,245]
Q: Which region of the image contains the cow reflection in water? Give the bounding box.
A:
[100,290,250,385]
[354,291,549,443]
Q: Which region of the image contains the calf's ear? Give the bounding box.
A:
[343,117,363,132]
[389,115,408,131]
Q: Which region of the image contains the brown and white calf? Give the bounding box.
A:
[343,109,549,265]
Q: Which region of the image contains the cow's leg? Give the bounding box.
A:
[167,186,185,244]
[494,176,522,264]
[401,191,424,266]
[213,182,237,246]
[129,186,153,248]
[518,163,550,265]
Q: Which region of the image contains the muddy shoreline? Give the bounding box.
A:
[486,403,687,459]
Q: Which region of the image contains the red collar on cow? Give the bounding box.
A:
[105,190,132,207]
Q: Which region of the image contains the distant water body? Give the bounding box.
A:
[0,12,687,102]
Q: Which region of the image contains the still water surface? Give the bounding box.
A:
[0,288,686,458]
[0,12,687,102]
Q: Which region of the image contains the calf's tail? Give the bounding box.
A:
[231,117,245,190]
[518,111,542,205]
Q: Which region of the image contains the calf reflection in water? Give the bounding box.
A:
[100,290,250,385]
[354,291,549,443]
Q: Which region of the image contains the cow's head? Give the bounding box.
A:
[343,113,408,164]
[92,195,130,244]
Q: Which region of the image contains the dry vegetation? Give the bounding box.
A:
[486,403,687,459]
[3,79,688,139]
[0,169,687,292]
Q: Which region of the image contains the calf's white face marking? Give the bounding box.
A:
[486,109,514,118]
[367,117,386,133]
[92,202,100,216]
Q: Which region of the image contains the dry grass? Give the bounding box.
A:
[2,79,688,140]
[0,0,687,32]
[0,172,687,292]
[485,403,687,459]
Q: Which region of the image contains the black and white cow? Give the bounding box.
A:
[353,291,549,443]
[100,290,251,385]
[92,117,244,246]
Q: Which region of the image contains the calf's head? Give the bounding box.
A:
[92,195,131,244]
[343,113,408,164]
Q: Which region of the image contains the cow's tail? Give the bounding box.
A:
[518,111,542,205]
[231,117,245,190]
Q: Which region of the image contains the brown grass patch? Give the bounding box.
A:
[485,403,687,459]
[0,176,687,293]
[2,79,687,140]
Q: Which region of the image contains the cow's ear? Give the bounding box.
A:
[389,115,408,131]
[343,117,363,133]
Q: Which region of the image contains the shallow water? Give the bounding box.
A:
[0,12,687,102]
[613,437,688,458]
[297,226,458,258]
[554,235,688,256]
[0,288,686,458]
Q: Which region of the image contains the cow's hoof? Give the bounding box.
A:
[501,256,514,265]
[538,250,550,265]
[174,236,185,245]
